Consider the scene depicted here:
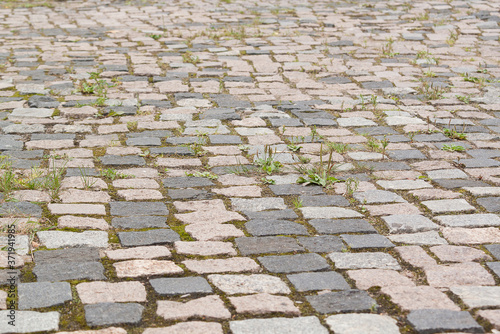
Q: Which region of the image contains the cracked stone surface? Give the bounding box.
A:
[2,0,500,332]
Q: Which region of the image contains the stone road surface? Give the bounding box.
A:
[0,0,499,333]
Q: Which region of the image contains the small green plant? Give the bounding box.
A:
[260,177,274,185]
[380,136,389,159]
[100,168,133,181]
[366,138,380,152]
[296,144,340,187]
[148,34,162,40]
[79,167,98,190]
[328,142,350,154]
[287,144,302,152]
[44,157,67,201]
[182,51,200,65]
[238,144,250,152]
[456,95,471,104]
[345,177,360,196]
[292,197,303,209]
[309,126,323,142]
[255,146,282,175]
[443,128,467,140]
[417,81,448,100]
[441,144,465,152]
[185,171,218,180]
[381,37,399,57]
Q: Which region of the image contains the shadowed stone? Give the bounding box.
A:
[85,303,144,326]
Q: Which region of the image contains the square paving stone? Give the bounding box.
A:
[33,262,106,282]
[268,184,324,196]
[162,176,215,188]
[85,303,144,326]
[112,216,168,229]
[19,282,72,309]
[149,277,212,296]
[118,229,180,247]
[245,220,309,236]
[257,253,330,273]
[407,309,484,334]
[341,234,395,249]
[110,202,169,216]
[287,271,350,292]
[300,195,349,207]
[309,219,377,234]
[235,236,304,255]
[306,290,377,314]
[297,236,345,253]
[486,244,500,260]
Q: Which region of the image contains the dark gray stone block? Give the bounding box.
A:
[34,247,100,264]
[485,244,500,260]
[209,135,242,144]
[357,161,411,171]
[0,202,42,217]
[270,118,302,127]
[245,220,309,236]
[455,158,500,168]
[167,189,211,200]
[341,234,394,249]
[302,118,337,126]
[413,133,449,142]
[28,96,59,108]
[235,236,304,255]
[487,262,500,278]
[388,149,426,160]
[257,253,330,273]
[0,137,23,150]
[126,137,162,146]
[407,309,484,334]
[299,195,349,207]
[150,147,193,156]
[110,202,169,216]
[162,177,214,188]
[149,277,212,296]
[306,290,377,313]
[269,184,324,196]
[362,81,393,89]
[100,155,145,166]
[243,209,298,220]
[477,197,500,212]
[165,137,198,145]
[85,303,144,326]
[33,262,106,281]
[309,219,377,234]
[118,229,180,247]
[18,282,72,309]
[297,236,345,253]
[112,216,167,229]
[287,272,351,291]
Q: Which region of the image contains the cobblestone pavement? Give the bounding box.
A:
[0,0,499,332]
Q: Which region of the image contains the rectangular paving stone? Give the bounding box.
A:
[208,274,290,295]
[85,303,144,326]
[485,244,500,260]
[329,252,400,270]
[0,311,59,333]
[34,247,100,264]
[156,295,230,321]
[422,199,476,214]
[257,253,330,273]
[434,214,500,227]
[450,286,500,308]
[243,209,298,220]
[150,277,213,296]
[100,155,145,166]
[33,262,106,282]
[306,290,377,314]
[388,231,448,246]
[118,229,180,247]
[341,234,394,249]
[425,263,495,287]
[48,204,106,215]
[287,271,351,292]
[163,176,215,188]
[112,216,167,229]
[300,195,350,207]
[231,198,287,212]
[110,201,169,216]
[230,317,328,334]
[309,219,377,234]
[37,231,108,249]
[477,197,500,212]
[407,309,484,334]
[245,220,309,236]
[382,215,439,233]
[325,314,400,334]
[19,282,72,309]
[269,184,324,196]
[235,236,304,255]
[297,236,344,253]
[300,207,363,219]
